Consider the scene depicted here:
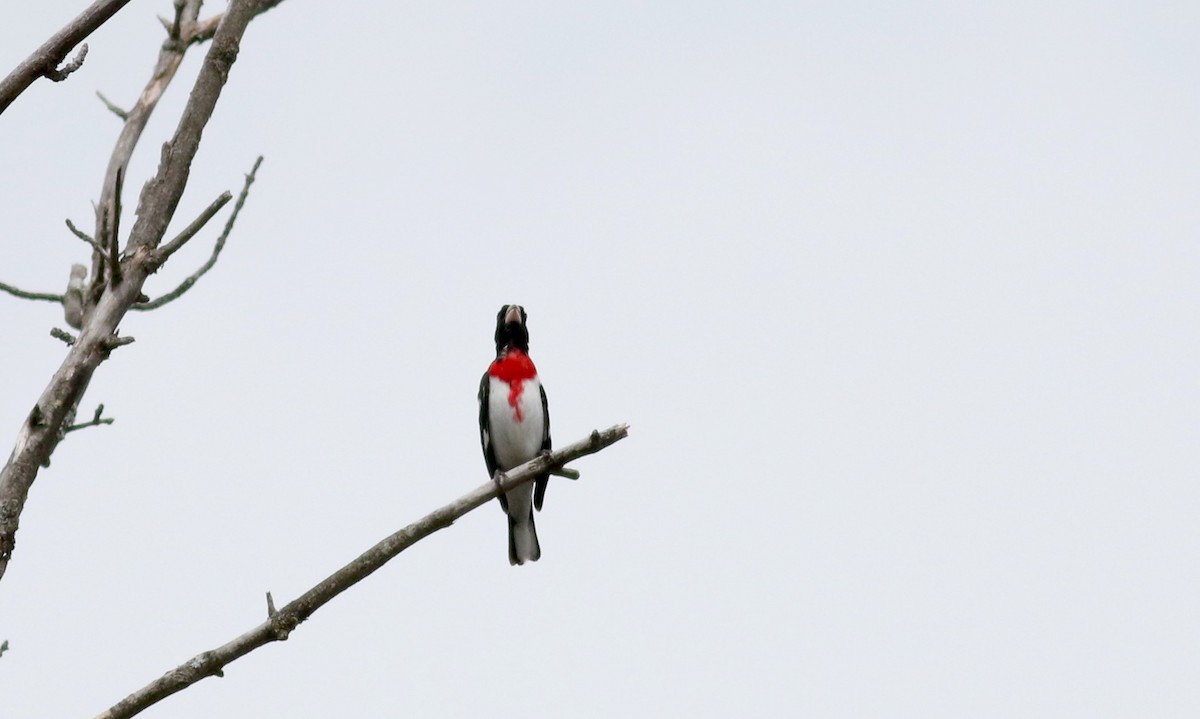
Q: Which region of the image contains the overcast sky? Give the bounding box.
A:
[2,1,1198,717]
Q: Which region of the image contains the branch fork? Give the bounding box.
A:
[0,0,271,586]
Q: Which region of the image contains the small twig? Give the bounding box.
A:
[0,640,8,658]
[102,335,135,351]
[550,467,581,480]
[66,218,109,258]
[153,191,232,264]
[265,592,277,618]
[137,156,263,310]
[95,90,128,120]
[0,281,63,303]
[45,43,88,82]
[64,404,114,434]
[50,328,77,346]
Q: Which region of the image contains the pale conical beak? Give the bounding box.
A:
[504,305,523,325]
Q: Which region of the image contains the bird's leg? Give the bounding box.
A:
[492,470,507,493]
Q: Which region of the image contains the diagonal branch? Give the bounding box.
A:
[95,424,629,719]
[66,218,109,258]
[95,90,128,120]
[135,156,262,311]
[153,191,232,264]
[0,0,134,116]
[91,0,203,299]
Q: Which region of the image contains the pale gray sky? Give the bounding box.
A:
[2,1,1198,717]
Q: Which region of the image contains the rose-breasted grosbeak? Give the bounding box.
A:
[478,304,552,565]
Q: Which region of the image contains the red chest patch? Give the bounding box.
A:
[489,350,538,421]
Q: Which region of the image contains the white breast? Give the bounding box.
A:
[487,375,545,470]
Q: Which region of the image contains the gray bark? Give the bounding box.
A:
[0,0,265,585]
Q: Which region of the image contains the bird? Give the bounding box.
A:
[478,304,552,565]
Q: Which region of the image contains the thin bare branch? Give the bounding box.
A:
[44,43,89,82]
[136,156,262,310]
[66,217,108,257]
[95,424,630,719]
[0,0,273,586]
[95,90,128,120]
[64,404,114,434]
[0,281,63,303]
[0,0,134,115]
[153,191,232,263]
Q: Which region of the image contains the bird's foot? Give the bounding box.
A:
[492,470,507,492]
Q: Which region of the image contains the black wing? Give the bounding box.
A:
[478,372,508,513]
[534,382,551,511]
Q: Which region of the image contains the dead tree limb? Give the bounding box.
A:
[94,424,630,719]
[135,155,262,310]
[0,0,271,586]
[0,0,134,116]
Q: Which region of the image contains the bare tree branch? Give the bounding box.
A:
[65,217,98,244]
[90,0,204,299]
[0,281,62,303]
[95,424,630,719]
[64,404,114,433]
[2,1,270,316]
[0,0,271,586]
[154,191,232,263]
[95,90,128,120]
[66,217,109,258]
[0,0,134,116]
[135,155,262,310]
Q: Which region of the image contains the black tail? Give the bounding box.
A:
[534,473,549,511]
[507,509,541,566]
